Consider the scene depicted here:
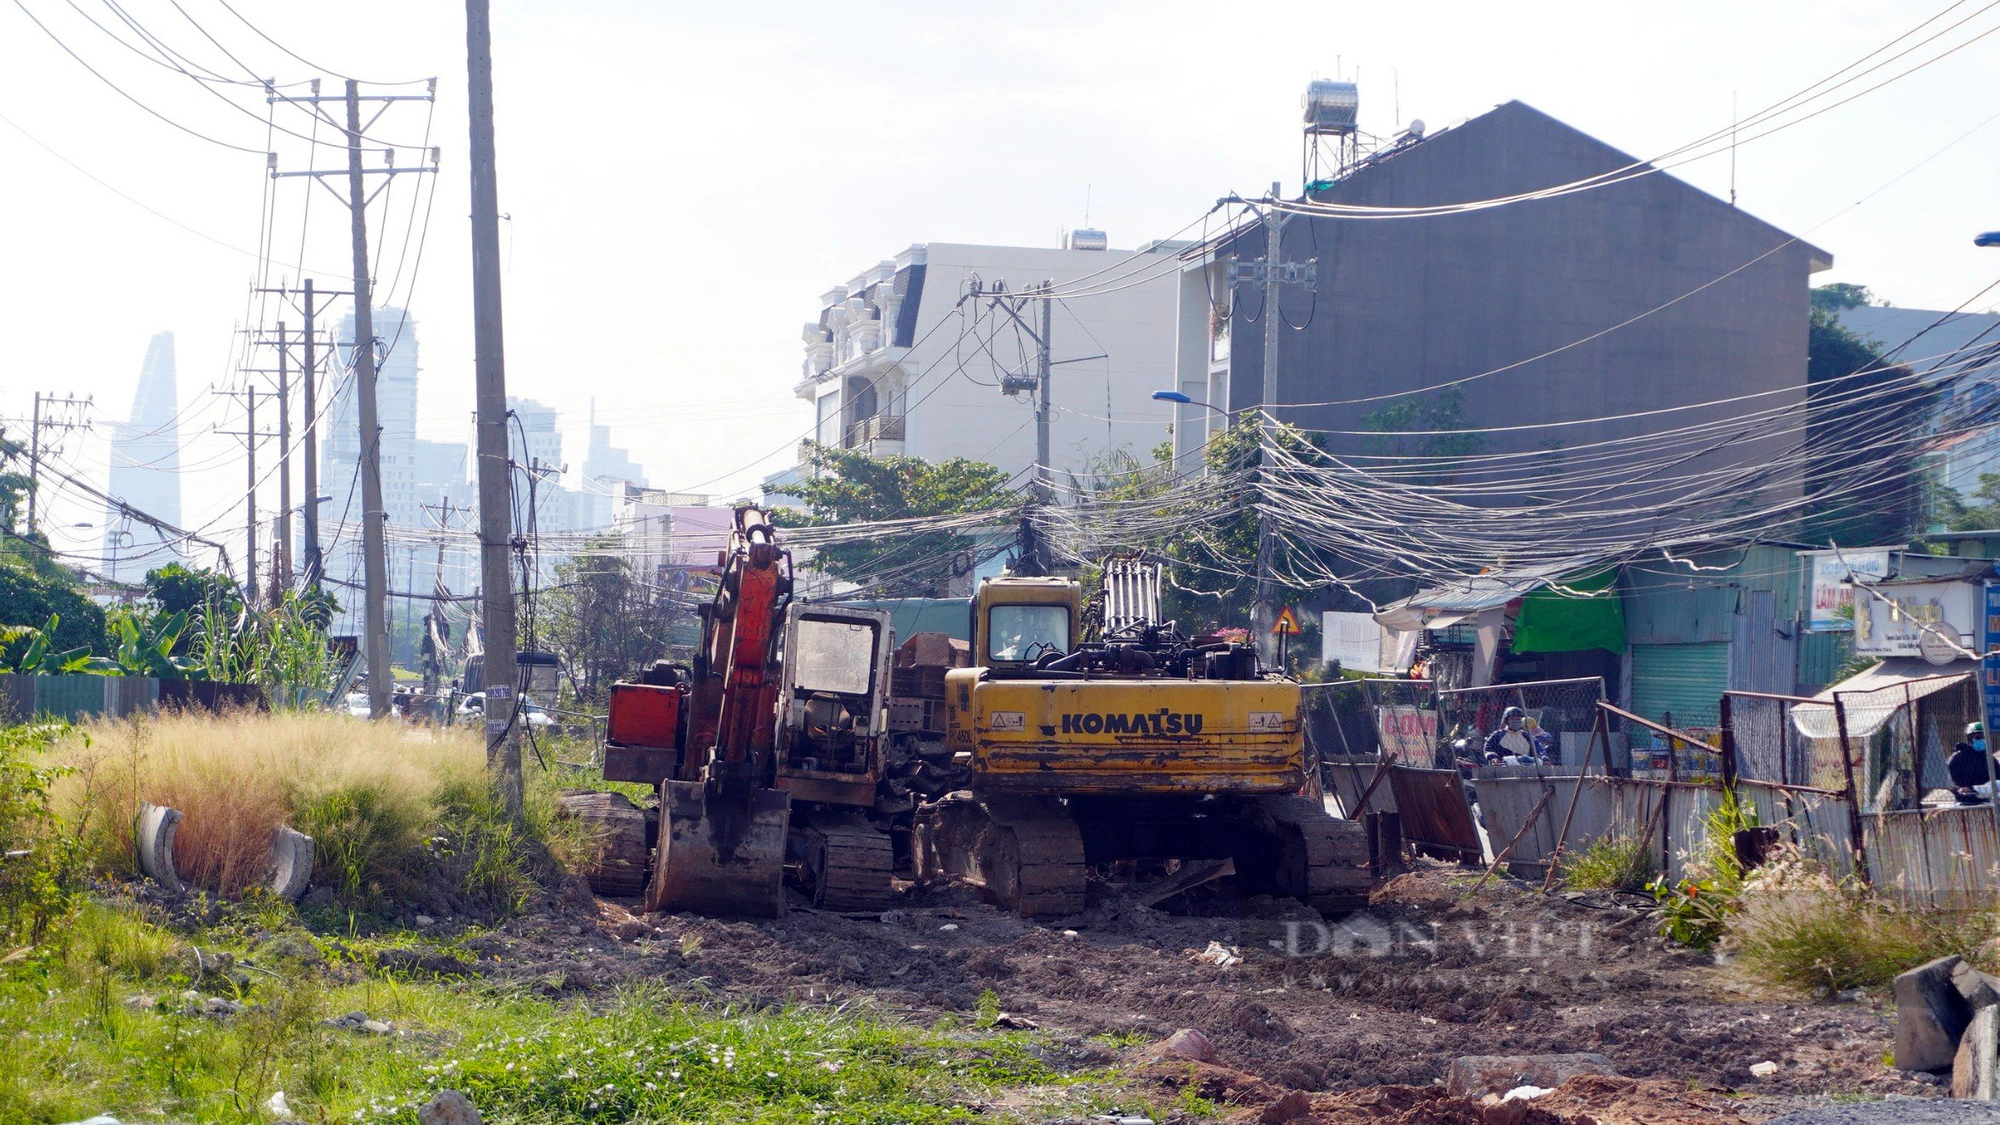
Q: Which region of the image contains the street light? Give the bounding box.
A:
[1978,231,2000,248]
[1152,389,1229,416]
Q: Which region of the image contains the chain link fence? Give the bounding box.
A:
[1438,678,1607,768]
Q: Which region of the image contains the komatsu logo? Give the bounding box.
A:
[1060,710,1205,736]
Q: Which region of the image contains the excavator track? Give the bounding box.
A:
[798,815,895,911]
[1256,794,1372,914]
[915,793,1087,918]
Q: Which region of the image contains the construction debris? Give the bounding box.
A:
[1442,1053,1618,1099]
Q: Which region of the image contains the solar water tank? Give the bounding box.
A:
[1302,79,1359,132]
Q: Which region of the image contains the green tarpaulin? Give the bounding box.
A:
[1510,567,1626,654]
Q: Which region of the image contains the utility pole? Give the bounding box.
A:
[466,0,522,813]
[244,323,294,591]
[214,384,275,607]
[254,278,350,586]
[25,393,91,537]
[419,496,475,697]
[1224,184,1316,667]
[268,76,439,719]
[973,279,1102,575]
[1037,281,1053,503]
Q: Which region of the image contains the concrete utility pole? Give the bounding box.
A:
[268,77,438,718]
[1228,183,1314,668]
[1037,281,1053,504]
[213,384,274,606]
[467,0,522,813]
[979,280,1077,509]
[342,81,391,719]
[244,323,294,591]
[254,278,348,585]
[1254,183,1284,665]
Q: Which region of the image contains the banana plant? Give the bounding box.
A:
[0,614,93,675]
[107,609,199,679]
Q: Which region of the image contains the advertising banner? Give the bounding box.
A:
[1852,578,1980,658]
[1804,549,1892,632]
[1373,704,1438,761]
[1323,611,1386,674]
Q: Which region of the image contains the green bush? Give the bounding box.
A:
[1726,849,1992,993]
[293,781,429,907]
[0,723,86,945]
[1561,832,1656,892]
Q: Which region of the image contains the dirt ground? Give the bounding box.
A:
[420,861,1941,1124]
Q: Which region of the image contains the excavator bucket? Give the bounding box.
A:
[644,780,791,918]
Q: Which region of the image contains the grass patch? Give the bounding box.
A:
[36,713,606,923]
[1725,848,1994,993]
[0,902,1110,1125]
[1559,831,1656,892]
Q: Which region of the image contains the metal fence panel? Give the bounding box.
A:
[1736,779,1855,878]
[1864,806,2000,904]
[1385,765,1481,862]
[1322,753,1397,816]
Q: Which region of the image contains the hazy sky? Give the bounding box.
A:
[3,0,1997,570]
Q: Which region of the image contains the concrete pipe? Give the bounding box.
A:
[270,825,315,902]
[135,802,183,893]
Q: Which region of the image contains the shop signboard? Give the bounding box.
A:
[1984,583,2000,739]
[1804,549,1893,632]
[1852,577,1980,658]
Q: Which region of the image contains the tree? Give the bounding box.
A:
[1802,304,1927,546]
[538,544,688,700]
[143,563,240,619]
[0,560,103,655]
[770,443,1016,595]
[1360,385,1487,462]
[1810,282,1883,313]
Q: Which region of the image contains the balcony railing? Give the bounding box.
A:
[843,413,906,450]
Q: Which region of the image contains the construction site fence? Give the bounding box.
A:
[1316,676,2000,901]
[0,673,271,723]
[1438,677,1608,769]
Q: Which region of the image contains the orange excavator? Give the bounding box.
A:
[591,507,896,917]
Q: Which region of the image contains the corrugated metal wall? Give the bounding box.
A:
[1797,631,1854,695]
[1629,642,1730,731]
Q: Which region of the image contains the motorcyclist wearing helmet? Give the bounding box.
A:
[1484,706,1541,764]
[1949,722,1994,805]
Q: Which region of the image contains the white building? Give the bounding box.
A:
[1832,305,2000,502]
[787,238,1183,484]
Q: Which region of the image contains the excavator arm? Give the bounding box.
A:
[644,508,795,917]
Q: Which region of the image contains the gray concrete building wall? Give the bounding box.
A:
[1207,101,1825,512]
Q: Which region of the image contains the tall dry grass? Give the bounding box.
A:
[1725,845,1995,993]
[47,710,482,895]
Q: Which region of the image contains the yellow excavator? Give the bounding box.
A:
[914,570,1371,917]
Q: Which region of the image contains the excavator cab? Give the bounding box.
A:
[972,577,1080,672]
[775,606,893,803]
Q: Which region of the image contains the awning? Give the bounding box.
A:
[1511,567,1627,655]
[1373,556,1617,631]
[1791,657,1976,741]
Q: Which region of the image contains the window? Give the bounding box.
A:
[793,617,878,696]
[988,605,1070,662]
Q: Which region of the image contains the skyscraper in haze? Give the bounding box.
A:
[103,332,183,583]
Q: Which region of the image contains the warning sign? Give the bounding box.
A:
[1271,607,1303,636]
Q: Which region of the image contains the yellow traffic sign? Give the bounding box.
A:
[1272,607,1303,635]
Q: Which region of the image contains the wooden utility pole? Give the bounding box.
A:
[467,0,522,813]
